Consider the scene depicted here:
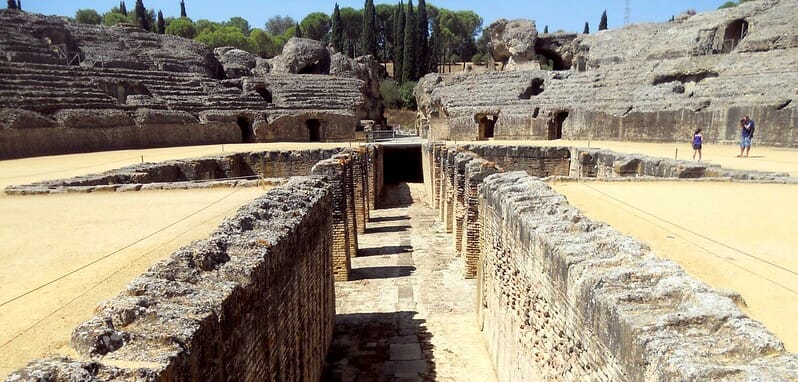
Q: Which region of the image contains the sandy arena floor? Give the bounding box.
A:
[0,140,796,376]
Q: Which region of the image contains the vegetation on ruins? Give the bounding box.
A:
[156,10,164,34]
[75,9,103,25]
[6,0,16,10]
[361,0,377,56]
[718,0,756,9]
[301,12,332,41]
[134,0,149,31]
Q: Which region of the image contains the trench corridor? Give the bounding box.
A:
[323,183,497,381]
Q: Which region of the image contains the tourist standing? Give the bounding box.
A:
[738,115,755,157]
[691,128,703,161]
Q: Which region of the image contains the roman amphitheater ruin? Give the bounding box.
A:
[1,1,797,381]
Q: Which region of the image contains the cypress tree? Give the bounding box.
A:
[180,0,186,18]
[361,0,377,56]
[156,10,164,34]
[599,10,608,31]
[429,13,441,73]
[294,22,302,38]
[120,1,127,15]
[16,0,19,10]
[393,1,404,81]
[7,0,17,9]
[583,22,590,34]
[401,0,415,83]
[543,25,548,34]
[331,3,344,53]
[415,0,429,79]
[134,0,149,31]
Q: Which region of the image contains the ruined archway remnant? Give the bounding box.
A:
[520,78,545,99]
[536,49,569,71]
[475,113,498,140]
[255,86,273,103]
[548,111,568,140]
[237,115,255,143]
[306,119,322,142]
[99,81,152,104]
[722,19,749,53]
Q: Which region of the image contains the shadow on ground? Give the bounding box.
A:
[378,183,414,208]
[349,266,415,280]
[369,215,410,223]
[322,311,435,381]
[358,245,414,257]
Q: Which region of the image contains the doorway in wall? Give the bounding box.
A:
[547,111,568,140]
[306,119,321,142]
[237,116,255,143]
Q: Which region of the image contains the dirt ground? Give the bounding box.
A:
[1,140,796,376]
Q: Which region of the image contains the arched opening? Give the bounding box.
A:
[255,87,272,103]
[520,78,545,99]
[237,116,255,143]
[306,119,322,142]
[297,58,331,74]
[548,111,568,140]
[476,113,498,140]
[722,19,748,53]
[536,49,569,71]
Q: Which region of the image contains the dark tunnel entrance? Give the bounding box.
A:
[306,119,321,142]
[548,111,568,140]
[383,144,423,184]
[237,116,255,143]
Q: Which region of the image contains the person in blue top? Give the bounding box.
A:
[691,128,703,161]
[738,115,755,157]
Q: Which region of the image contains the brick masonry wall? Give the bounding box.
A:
[366,145,384,209]
[7,176,338,381]
[350,147,369,234]
[478,172,798,381]
[313,158,355,282]
[462,145,572,177]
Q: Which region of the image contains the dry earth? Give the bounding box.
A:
[0,140,796,377]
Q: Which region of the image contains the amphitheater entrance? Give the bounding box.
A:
[722,19,749,53]
[547,111,568,140]
[236,116,255,143]
[536,49,569,71]
[476,114,498,140]
[306,119,322,142]
[383,144,423,184]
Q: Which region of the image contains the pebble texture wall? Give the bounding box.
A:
[6,177,337,381]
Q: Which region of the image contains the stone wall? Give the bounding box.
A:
[422,143,798,380]
[4,149,344,194]
[7,177,337,381]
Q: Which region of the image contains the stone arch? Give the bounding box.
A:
[536,49,569,71]
[306,118,322,142]
[237,115,255,143]
[298,58,331,75]
[475,113,498,140]
[254,86,272,103]
[722,19,749,53]
[548,111,568,140]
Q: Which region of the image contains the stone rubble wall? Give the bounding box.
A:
[6,177,337,381]
[422,143,798,380]
[6,145,383,380]
[4,149,344,195]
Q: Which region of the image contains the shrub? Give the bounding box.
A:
[399,81,417,110]
[380,79,401,109]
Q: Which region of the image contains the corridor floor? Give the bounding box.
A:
[323,183,498,381]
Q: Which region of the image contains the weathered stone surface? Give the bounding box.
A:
[0,108,55,129]
[487,19,539,70]
[214,47,257,79]
[269,37,331,74]
[417,0,798,146]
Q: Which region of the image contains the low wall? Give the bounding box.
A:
[4,149,343,195]
[7,176,336,380]
[478,172,798,381]
[422,143,798,380]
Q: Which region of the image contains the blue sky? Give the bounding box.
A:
[21,1,726,34]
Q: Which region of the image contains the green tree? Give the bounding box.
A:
[249,29,281,57]
[599,10,607,31]
[718,1,737,8]
[375,4,396,63]
[103,11,133,26]
[429,9,441,73]
[293,22,302,38]
[196,25,250,50]
[195,19,220,35]
[361,0,378,56]
[544,25,548,33]
[415,0,429,79]
[583,22,589,34]
[393,2,404,78]
[156,10,165,34]
[134,0,149,31]
[224,16,251,36]
[7,0,17,10]
[75,9,102,25]
[402,0,416,83]
[301,12,331,41]
[339,7,363,57]
[331,4,344,52]
[120,1,127,15]
[380,79,401,108]
[180,0,186,17]
[399,80,417,109]
[165,17,197,39]
[265,15,296,36]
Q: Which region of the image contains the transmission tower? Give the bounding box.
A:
[624,0,631,26]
